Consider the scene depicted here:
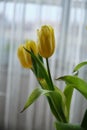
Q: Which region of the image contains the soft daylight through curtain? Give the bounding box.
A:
[0,0,87,130]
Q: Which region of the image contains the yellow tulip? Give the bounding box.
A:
[17,44,30,68]
[37,25,55,58]
[24,40,38,68]
[17,40,38,68]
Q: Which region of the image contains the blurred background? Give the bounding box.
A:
[0,0,87,130]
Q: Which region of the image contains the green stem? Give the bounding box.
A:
[46,58,54,90]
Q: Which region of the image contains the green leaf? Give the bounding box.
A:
[63,85,74,120]
[81,109,87,129]
[32,54,44,79]
[46,87,68,122]
[57,76,87,99]
[55,122,84,130]
[30,51,51,87]
[21,86,68,123]
[21,88,51,112]
[38,54,44,63]
[47,97,60,121]
[73,61,87,72]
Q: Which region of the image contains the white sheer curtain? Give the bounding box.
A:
[0,0,87,130]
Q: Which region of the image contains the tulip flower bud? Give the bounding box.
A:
[17,40,38,68]
[17,44,30,68]
[37,25,55,58]
[24,40,38,68]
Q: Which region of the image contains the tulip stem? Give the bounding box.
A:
[46,58,54,90]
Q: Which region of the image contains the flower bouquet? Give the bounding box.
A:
[17,25,87,130]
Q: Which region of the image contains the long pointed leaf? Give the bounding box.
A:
[46,87,68,122]
[73,61,87,72]
[57,76,87,99]
[21,88,51,112]
[30,51,52,88]
[63,85,74,120]
[21,86,68,123]
[47,97,61,121]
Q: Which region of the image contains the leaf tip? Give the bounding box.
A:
[55,77,61,80]
[72,69,75,73]
[72,70,79,76]
[20,108,25,113]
